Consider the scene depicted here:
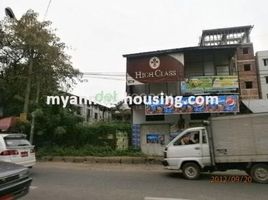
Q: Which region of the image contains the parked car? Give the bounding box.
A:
[0,134,36,168]
[0,161,32,199]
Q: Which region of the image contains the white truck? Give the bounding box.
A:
[162,113,268,183]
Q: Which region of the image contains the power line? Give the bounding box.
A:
[43,0,52,21]
[81,76,125,81]
[82,72,125,77]
[83,74,125,77]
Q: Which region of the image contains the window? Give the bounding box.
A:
[244,64,251,71]
[243,48,249,54]
[202,130,207,144]
[87,109,91,121]
[265,77,268,84]
[245,81,253,89]
[94,113,98,120]
[4,137,31,147]
[146,115,164,121]
[264,59,268,66]
[173,131,200,146]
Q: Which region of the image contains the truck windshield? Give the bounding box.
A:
[174,131,200,145]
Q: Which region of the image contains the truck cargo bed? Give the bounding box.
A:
[210,113,268,163]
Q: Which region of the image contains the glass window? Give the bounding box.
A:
[4,137,31,147]
[174,131,200,146]
[202,130,207,144]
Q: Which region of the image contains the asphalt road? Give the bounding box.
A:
[22,162,268,200]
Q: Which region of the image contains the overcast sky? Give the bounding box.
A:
[1,0,268,104]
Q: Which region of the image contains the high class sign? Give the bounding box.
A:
[126,54,184,85]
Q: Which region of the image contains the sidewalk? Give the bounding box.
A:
[39,156,163,165]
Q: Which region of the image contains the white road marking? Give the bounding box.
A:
[30,186,38,190]
[144,197,190,200]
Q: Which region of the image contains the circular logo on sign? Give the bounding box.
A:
[149,57,160,69]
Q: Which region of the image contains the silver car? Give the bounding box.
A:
[0,161,32,199]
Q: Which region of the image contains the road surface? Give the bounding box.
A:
[22,162,268,200]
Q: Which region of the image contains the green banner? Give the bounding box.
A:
[181,76,239,94]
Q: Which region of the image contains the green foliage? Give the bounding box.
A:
[37,145,143,157]
[0,9,80,116]
[34,118,131,150]
[0,9,131,153]
[33,105,84,147]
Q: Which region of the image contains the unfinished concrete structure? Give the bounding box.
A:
[199,26,259,99]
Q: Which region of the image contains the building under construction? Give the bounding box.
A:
[123,25,260,156]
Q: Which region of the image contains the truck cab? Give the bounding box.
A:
[163,127,210,179]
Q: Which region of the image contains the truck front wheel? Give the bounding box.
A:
[182,162,201,180]
[250,164,268,184]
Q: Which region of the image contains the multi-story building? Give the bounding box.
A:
[256,50,268,99]
[123,25,260,155]
[74,101,112,123]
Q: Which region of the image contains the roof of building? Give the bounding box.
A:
[256,50,268,55]
[242,99,268,113]
[200,25,253,46]
[123,44,239,58]
[0,117,17,132]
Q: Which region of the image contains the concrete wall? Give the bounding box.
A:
[132,106,193,155]
[140,124,170,156]
[256,51,268,99]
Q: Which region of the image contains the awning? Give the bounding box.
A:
[242,99,268,113]
[0,117,17,132]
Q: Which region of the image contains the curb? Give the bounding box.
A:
[38,156,163,165]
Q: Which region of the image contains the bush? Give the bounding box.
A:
[33,107,131,150]
[37,145,143,157]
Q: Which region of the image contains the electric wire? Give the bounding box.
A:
[43,0,52,21]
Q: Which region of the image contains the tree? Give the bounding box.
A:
[0,10,80,115]
[0,10,81,144]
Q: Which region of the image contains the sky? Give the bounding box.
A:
[1,0,268,105]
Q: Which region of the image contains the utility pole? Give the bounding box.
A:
[5,7,35,144]
[23,53,33,114]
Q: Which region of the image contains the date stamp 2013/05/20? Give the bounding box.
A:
[210,175,252,183]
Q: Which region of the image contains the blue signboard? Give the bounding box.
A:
[132,124,141,148]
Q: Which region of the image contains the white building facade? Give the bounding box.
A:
[256,51,268,99]
[75,102,112,123]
